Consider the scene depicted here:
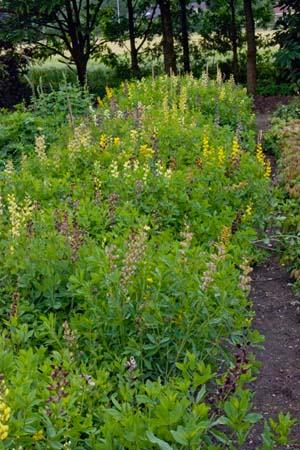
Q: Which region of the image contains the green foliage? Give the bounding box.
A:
[262,412,298,449]
[0,82,93,165]
[275,7,300,92]
[0,74,295,448]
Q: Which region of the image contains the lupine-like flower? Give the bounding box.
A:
[120,228,148,294]
[105,86,114,99]
[179,85,187,112]
[54,209,85,262]
[239,260,253,291]
[130,129,138,143]
[179,226,193,261]
[100,134,108,149]
[231,136,241,167]
[105,244,120,271]
[35,135,47,162]
[265,159,271,178]
[63,320,78,362]
[139,144,154,159]
[217,146,225,167]
[215,347,250,405]
[256,142,265,166]
[202,135,210,158]
[110,160,119,178]
[107,192,119,228]
[4,160,14,179]
[46,363,70,416]
[219,87,225,101]
[220,225,231,244]
[97,96,104,107]
[163,96,169,120]
[7,194,33,238]
[142,163,150,183]
[216,67,222,85]
[68,125,91,161]
[201,71,209,87]
[201,260,217,292]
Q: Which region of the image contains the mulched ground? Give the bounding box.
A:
[246,258,300,448]
[244,96,300,449]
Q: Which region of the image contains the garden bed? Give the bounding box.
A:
[0,75,273,448]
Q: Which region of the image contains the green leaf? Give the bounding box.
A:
[245,413,263,424]
[23,425,37,433]
[209,429,230,444]
[195,385,206,404]
[170,429,189,445]
[146,431,174,450]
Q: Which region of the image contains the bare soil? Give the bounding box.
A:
[244,96,300,449]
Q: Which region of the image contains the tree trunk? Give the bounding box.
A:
[127,0,140,77]
[229,0,239,81]
[158,0,177,75]
[179,0,190,73]
[74,53,88,87]
[243,0,256,94]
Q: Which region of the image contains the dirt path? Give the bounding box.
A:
[247,258,300,448]
[245,98,300,448]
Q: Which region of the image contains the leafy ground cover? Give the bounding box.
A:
[265,99,300,290]
[0,75,275,449]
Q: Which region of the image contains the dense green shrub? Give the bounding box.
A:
[0,74,295,448]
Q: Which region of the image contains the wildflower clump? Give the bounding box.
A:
[0,376,10,441]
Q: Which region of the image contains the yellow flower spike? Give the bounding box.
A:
[130,129,138,143]
[97,96,104,107]
[179,85,187,112]
[219,87,225,101]
[245,203,252,216]
[217,146,225,167]
[113,137,121,146]
[256,142,265,167]
[139,144,154,159]
[105,86,113,99]
[220,225,231,244]
[265,159,271,178]
[202,135,210,158]
[100,134,108,149]
[231,136,241,167]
